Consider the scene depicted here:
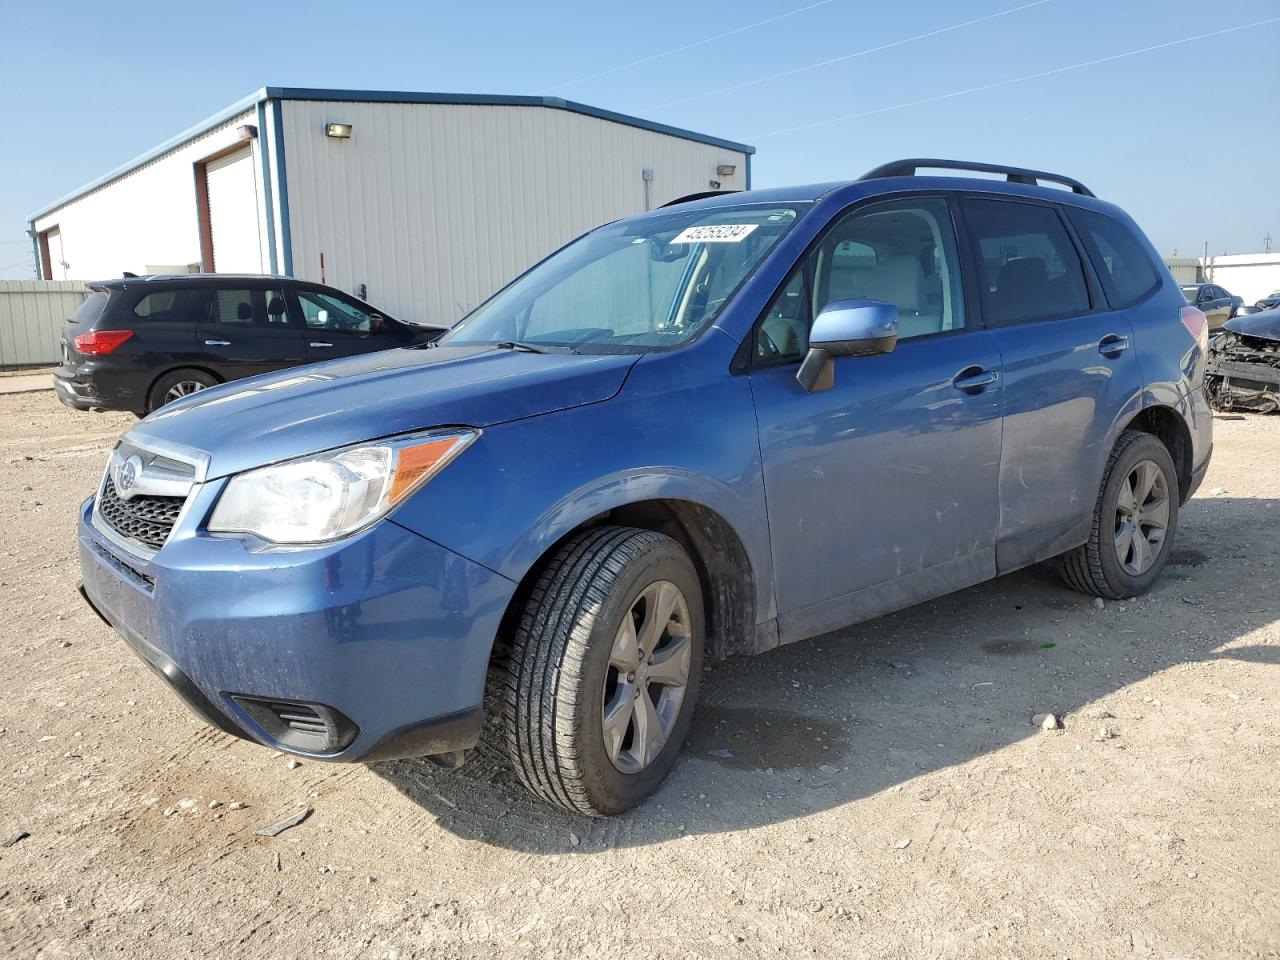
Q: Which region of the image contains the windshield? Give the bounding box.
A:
[440,204,805,353]
[1180,285,1200,301]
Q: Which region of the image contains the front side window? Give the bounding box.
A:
[440,205,805,353]
[964,198,1090,325]
[298,291,375,332]
[1068,208,1159,308]
[754,197,966,364]
[209,289,290,326]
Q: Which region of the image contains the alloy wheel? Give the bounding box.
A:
[601,580,692,774]
[1114,459,1170,576]
[163,380,208,404]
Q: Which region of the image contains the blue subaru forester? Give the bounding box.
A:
[78,160,1212,815]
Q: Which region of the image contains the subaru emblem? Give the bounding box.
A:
[115,455,144,498]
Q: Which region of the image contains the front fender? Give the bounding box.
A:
[391,342,776,625]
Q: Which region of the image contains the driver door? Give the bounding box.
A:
[748,196,1003,642]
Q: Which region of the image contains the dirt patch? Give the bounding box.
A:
[0,392,1278,959]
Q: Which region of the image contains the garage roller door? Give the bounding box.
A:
[206,147,263,273]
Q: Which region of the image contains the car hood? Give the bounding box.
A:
[129,345,639,480]
[1223,307,1280,342]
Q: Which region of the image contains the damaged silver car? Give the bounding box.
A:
[1207,307,1280,413]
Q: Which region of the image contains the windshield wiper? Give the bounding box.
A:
[493,340,550,354]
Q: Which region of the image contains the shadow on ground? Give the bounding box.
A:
[374,494,1279,852]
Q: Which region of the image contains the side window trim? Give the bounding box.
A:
[957,192,1101,329]
[744,191,970,371]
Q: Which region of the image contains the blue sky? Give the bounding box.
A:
[2,0,1277,279]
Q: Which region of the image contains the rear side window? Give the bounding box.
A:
[132,289,207,321]
[209,289,290,326]
[1068,208,1160,308]
[964,199,1090,325]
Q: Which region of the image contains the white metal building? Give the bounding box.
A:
[27,87,755,326]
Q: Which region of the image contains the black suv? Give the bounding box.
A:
[53,275,444,415]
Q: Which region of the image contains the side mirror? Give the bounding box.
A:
[796,299,897,393]
[369,313,385,333]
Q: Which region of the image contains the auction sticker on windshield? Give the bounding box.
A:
[671,224,759,244]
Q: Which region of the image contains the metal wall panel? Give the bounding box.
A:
[0,280,87,366]
[31,113,263,281]
[280,100,749,326]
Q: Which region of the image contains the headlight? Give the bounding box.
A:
[208,429,477,544]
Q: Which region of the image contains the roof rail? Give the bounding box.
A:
[661,190,741,208]
[858,158,1095,197]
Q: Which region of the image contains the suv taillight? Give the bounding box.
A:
[73,330,133,355]
[1179,306,1208,354]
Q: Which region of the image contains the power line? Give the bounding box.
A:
[641,0,1053,113]
[0,238,32,245]
[0,258,34,273]
[749,15,1280,139]
[544,0,835,92]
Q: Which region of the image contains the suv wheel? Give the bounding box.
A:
[147,369,219,412]
[503,526,704,816]
[1057,430,1179,599]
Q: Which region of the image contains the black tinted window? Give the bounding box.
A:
[209,289,290,326]
[72,291,109,325]
[1069,208,1159,307]
[964,199,1090,325]
[132,289,206,322]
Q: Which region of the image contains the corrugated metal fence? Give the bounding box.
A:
[1162,258,1202,285]
[0,280,87,367]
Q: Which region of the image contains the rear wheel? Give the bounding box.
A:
[503,526,704,816]
[147,368,219,413]
[1057,430,1179,599]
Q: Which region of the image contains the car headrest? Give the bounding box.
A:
[236,301,252,321]
[863,254,924,313]
[995,257,1049,322]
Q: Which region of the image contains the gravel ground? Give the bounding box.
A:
[0,393,1277,959]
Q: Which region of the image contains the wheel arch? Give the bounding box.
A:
[146,365,225,410]
[1122,404,1193,503]
[490,497,759,675]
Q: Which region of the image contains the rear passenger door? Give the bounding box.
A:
[293,289,396,361]
[197,286,306,381]
[960,196,1144,571]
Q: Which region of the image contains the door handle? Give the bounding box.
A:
[952,366,999,393]
[1098,334,1130,357]
[204,339,231,346]
[309,341,334,348]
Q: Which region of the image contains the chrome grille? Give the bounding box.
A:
[97,481,183,551]
[91,438,205,555]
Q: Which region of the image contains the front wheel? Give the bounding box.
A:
[503,527,704,816]
[1056,430,1180,599]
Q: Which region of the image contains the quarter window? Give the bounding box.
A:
[754,197,965,364]
[1068,208,1160,308]
[964,199,1091,325]
[133,289,206,321]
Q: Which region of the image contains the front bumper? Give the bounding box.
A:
[78,496,516,762]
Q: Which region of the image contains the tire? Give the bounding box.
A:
[1056,430,1180,600]
[146,368,219,413]
[503,526,705,816]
